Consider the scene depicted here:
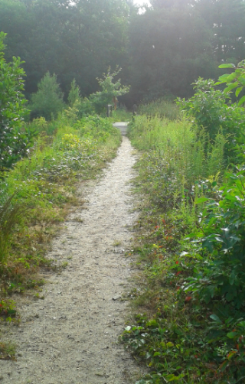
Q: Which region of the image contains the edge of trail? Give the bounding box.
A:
[0,132,144,384]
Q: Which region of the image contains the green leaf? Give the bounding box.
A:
[238,95,245,106]
[210,314,222,323]
[224,82,238,93]
[195,197,209,204]
[226,72,238,82]
[218,64,236,69]
[235,87,243,97]
[227,332,237,339]
[217,74,231,83]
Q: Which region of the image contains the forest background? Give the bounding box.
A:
[1,0,245,104]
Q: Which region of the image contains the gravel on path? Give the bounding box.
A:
[0,136,142,384]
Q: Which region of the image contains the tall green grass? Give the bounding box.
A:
[138,99,180,120]
[130,115,225,191]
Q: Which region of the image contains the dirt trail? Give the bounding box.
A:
[0,136,142,384]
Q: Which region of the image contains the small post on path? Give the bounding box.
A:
[107,104,112,117]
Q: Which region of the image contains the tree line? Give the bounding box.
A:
[0,0,245,104]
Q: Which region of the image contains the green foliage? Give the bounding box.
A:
[0,0,130,98]
[128,3,218,101]
[178,78,245,162]
[138,99,180,121]
[129,114,225,193]
[0,32,31,170]
[0,299,17,319]
[68,79,81,107]
[30,72,64,120]
[89,67,130,114]
[185,170,245,308]
[216,60,245,105]
[124,85,245,382]
[1,0,245,103]
[0,195,26,265]
[65,98,94,122]
[0,340,16,360]
[0,112,121,295]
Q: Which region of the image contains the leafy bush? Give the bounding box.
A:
[30,72,64,120]
[185,171,245,308]
[0,32,31,170]
[178,78,245,162]
[89,66,130,114]
[216,60,245,105]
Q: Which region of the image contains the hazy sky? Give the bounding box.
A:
[134,0,151,7]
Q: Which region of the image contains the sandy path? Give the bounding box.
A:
[0,136,141,384]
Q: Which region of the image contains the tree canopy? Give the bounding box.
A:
[0,0,245,103]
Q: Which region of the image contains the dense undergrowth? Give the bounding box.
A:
[122,80,245,383]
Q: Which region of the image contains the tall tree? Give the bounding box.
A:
[128,4,217,101]
[0,0,131,98]
[196,0,245,63]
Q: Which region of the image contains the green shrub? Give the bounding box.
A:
[178,78,245,163]
[0,32,31,170]
[89,66,130,114]
[30,72,64,120]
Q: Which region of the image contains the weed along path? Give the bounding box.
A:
[0,134,142,384]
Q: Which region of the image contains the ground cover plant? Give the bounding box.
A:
[122,93,245,383]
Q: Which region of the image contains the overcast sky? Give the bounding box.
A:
[133,0,151,7]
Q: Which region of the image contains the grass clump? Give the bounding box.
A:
[0,341,16,360]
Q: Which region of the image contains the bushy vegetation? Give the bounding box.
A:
[122,75,245,382]
[30,72,64,120]
[0,32,31,171]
